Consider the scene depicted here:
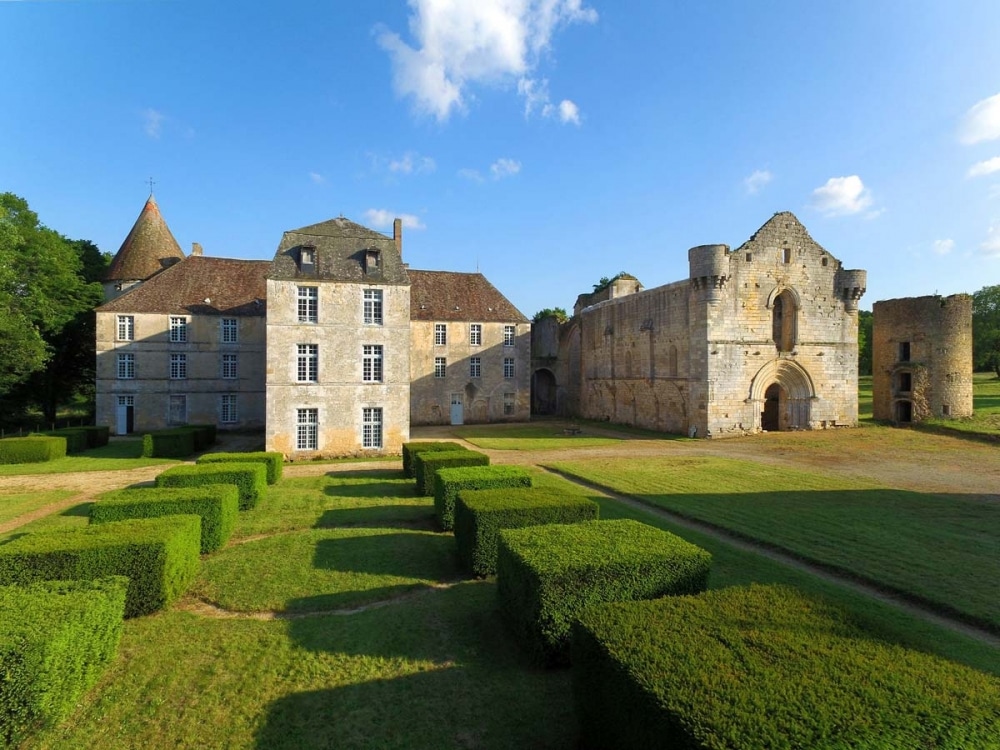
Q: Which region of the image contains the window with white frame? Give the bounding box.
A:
[117,353,135,379]
[434,323,447,345]
[296,408,318,450]
[362,407,383,449]
[362,345,383,382]
[503,325,515,346]
[297,286,318,323]
[470,324,482,346]
[434,357,446,378]
[221,318,238,343]
[297,344,318,382]
[169,316,188,343]
[170,353,187,379]
[364,289,383,325]
[168,395,187,425]
[222,353,238,379]
[503,357,515,379]
[117,315,134,341]
[220,394,238,424]
[503,392,515,415]
[470,356,481,378]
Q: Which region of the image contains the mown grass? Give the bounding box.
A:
[0,439,177,476]
[546,456,1000,632]
[922,372,1000,437]
[0,490,75,525]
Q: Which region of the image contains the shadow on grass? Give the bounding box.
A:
[312,531,456,579]
[322,480,415,500]
[61,502,93,517]
[324,468,406,482]
[316,505,434,530]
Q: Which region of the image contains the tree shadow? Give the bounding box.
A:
[315,505,434,530]
[322,480,416,499]
[324,468,406,482]
[312,531,456,579]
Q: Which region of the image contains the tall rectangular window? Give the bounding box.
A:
[503,392,515,415]
[362,407,383,449]
[222,353,238,379]
[503,357,515,379]
[169,316,188,343]
[220,394,238,424]
[297,286,318,323]
[434,357,447,378]
[117,315,134,341]
[434,323,447,345]
[221,318,238,343]
[117,353,135,379]
[470,356,481,378]
[470,324,482,346]
[296,408,318,450]
[168,395,187,425]
[899,342,911,362]
[503,325,515,347]
[364,289,383,325]
[297,344,318,382]
[170,353,187,379]
[362,345,383,382]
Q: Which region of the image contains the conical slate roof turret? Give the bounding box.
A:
[104,195,185,284]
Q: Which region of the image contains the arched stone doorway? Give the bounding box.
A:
[749,359,815,432]
[762,383,782,431]
[532,368,558,415]
[896,400,912,424]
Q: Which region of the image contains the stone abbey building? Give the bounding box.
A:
[95,197,530,457]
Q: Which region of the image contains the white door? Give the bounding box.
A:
[115,404,128,435]
[450,393,464,425]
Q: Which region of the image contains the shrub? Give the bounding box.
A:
[197,451,284,484]
[497,519,711,665]
[0,436,67,464]
[402,441,468,478]
[45,428,89,454]
[79,425,111,449]
[572,584,1000,749]
[0,515,202,618]
[156,462,267,510]
[92,485,239,553]
[455,487,599,576]
[141,429,196,459]
[184,424,217,451]
[433,465,532,532]
[0,577,128,747]
[415,449,488,498]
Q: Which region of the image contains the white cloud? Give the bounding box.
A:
[363,209,426,230]
[377,0,596,122]
[967,156,1000,178]
[141,108,164,139]
[958,93,1000,145]
[932,238,954,255]
[388,151,437,175]
[490,157,521,179]
[308,172,326,185]
[982,224,1000,257]
[558,99,580,125]
[811,175,874,217]
[743,169,773,195]
[458,168,485,183]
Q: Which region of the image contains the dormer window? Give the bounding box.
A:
[365,248,380,274]
[299,244,315,272]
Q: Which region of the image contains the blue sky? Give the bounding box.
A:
[3,0,1000,317]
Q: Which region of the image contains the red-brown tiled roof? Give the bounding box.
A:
[408,270,528,323]
[97,256,268,316]
[104,196,186,283]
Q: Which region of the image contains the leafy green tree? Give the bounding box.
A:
[532,307,569,323]
[592,272,632,293]
[857,309,873,376]
[972,285,1000,377]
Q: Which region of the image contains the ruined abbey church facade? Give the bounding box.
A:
[531,212,867,438]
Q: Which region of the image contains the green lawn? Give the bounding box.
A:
[0,490,76,525]
[453,423,624,450]
[0,439,177,475]
[546,456,1000,632]
[922,372,1000,437]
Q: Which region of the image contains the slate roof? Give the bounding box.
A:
[104,196,186,283]
[268,217,409,285]
[97,256,269,316]
[409,270,529,323]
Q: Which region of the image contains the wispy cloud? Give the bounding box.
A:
[364,209,426,230]
[376,0,596,122]
[558,99,580,125]
[967,156,1000,178]
[958,93,1000,145]
[458,168,485,183]
[308,172,327,185]
[932,238,955,255]
[743,169,773,195]
[811,175,874,217]
[388,151,436,175]
[141,108,165,139]
[982,223,1000,257]
[490,158,521,179]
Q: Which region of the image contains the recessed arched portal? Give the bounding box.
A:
[531,368,558,415]
[762,383,782,431]
[749,359,815,432]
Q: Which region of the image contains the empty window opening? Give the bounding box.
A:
[899,342,910,362]
[821,256,828,267]
[783,248,791,264]
[942,404,951,416]
[896,400,912,424]
[771,291,796,352]
[897,372,912,392]
[745,253,752,262]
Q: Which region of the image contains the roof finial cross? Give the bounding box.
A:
[148,177,156,195]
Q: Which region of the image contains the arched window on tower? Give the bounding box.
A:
[772,290,797,352]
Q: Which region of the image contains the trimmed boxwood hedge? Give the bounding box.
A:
[141,429,196,458]
[433,465,533,532]
[455,487,599,576]
[497,519,712,665]
[184,424,217,451]
[44,428,89,454]
[92,484,240,553]
[197,451,284,485]
[0,515,202,618]
[415,449,489,498]
[0,436,67,464]
[0,577,128,748]
[402,441,468,478]
[79,425,111,449]
[156,462,267,510]
[572,584,1000,750]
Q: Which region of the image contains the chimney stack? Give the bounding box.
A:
[393,218,402,257]
[191,242,203,257]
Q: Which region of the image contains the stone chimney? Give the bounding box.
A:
[393,218,402,257]
[191,242,203,257]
